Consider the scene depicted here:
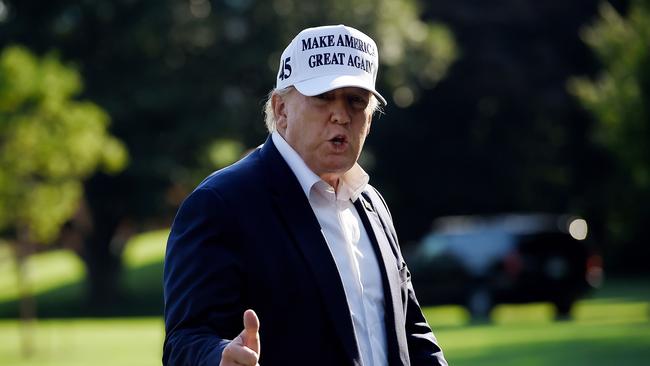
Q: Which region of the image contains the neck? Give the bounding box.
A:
[320,174,340,191]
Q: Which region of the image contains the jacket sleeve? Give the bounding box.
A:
[365,187,448,366]
[403,269,448,366]
[162,187,244,365]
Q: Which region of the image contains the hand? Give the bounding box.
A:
[219,309,261,366]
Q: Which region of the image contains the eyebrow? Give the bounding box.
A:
[349,92,370,100]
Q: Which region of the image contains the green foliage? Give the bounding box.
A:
[569,1,650,189]
[568,1,650,250]
[0,45,128,243]
[205,138,246,169]
[374,1,457,91]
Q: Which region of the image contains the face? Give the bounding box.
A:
[273,87,374,186]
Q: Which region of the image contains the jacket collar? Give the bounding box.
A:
[355,192,410,365]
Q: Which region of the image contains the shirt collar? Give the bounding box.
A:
[271,131,369,201]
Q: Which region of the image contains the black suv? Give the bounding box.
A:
[406,214,602,320]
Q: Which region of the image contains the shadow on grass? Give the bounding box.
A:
[588,276,650,302]
[0,261,164,319]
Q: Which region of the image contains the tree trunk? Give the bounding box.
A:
[81,173,131,315]
[13,232,36,358]
[82,215,124,315]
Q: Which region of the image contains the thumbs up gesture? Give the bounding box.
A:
[220,309,261,366]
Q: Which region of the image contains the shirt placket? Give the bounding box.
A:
[338,198,377,366]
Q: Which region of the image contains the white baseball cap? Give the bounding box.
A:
[275,24,387,106]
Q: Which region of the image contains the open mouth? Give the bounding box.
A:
[330,135,347,146]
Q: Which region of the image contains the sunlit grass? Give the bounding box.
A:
[423,305,470,327]
[0,246,85,302]
[121,229,168,268]
[0,318,164,366]
[425,299,649,328]
[573,299,649,324]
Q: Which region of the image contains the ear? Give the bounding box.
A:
[272,92,289,132]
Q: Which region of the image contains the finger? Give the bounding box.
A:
[242,309,260,353]
[221,342,259,366]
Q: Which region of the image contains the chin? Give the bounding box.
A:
[324,164,354,175]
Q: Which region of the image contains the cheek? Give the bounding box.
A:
[277,118,287,132]
[358,120,371,140]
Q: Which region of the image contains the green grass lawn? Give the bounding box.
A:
[439,320,650,366]
[427,299,650,366]
[0,231,648,365]
[0,298,647,366]
[0,318,165,366]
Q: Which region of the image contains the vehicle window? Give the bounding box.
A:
[420,235,448,258]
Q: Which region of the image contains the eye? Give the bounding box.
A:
[314,91,334,101]
[349,94,369,109]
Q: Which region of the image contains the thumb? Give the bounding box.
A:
[242,309,260,354]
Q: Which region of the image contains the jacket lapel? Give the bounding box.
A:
[355,192,410,365]
[259,137,361,365]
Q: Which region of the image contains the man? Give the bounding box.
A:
[163,24,447,366]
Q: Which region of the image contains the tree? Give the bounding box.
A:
[374,1,608,243]
[0,0,457,309]
[0,44,127,353]
[568,0,650,271]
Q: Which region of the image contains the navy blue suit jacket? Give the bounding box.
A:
[163,136,447,365]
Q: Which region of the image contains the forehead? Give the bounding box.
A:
[321,87,372,97]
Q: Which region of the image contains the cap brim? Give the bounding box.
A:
[293,74,387,106]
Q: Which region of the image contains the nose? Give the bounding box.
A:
[330,98,351,125]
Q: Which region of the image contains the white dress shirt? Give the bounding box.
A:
[272,132,388,366]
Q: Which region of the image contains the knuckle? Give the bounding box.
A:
[221,346,231,358]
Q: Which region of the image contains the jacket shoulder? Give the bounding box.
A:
[196,147,264,195]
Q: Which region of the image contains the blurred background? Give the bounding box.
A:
[0,0,648,365]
